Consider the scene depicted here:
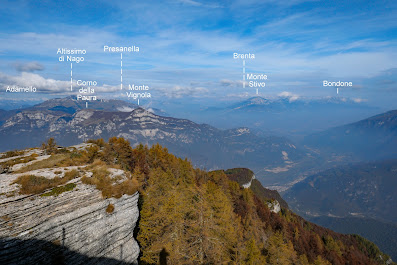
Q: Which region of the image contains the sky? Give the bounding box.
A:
[0,0,396,110]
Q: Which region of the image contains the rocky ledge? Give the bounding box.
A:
[0,169,140,264]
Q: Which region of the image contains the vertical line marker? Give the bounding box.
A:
[70,63,73,91]
[121,53,123,90]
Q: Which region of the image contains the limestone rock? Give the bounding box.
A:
[267,200,281,214]
[0,179,140,264]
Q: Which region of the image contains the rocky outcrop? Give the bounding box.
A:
[224,168,289,209]
[0,179,140,264]
[242,174,255,189]
[267,200,281,214]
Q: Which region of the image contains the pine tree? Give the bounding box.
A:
[244,238,264,265]
[267,232,297,265]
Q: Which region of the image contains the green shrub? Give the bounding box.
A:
[41,183,77,197]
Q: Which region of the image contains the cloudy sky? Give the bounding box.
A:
[0,0,396,109]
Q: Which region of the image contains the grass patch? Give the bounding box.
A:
[1,150,25,159]
[41,183,77,197]
[112,179,139,198]
[0,154,38,171]
[64,169,80,179]
[81,165,113,198]
[15,153,88,173]
[81,163,138,198]
[15,154,68,173]
[13,175,61,194]
[12,169,80,195]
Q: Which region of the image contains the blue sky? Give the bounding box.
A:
[0,0,396,109]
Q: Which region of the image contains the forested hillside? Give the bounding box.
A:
[83,137,393,264]
[2,137,394,264]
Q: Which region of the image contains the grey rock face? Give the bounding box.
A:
[0,184,140,265]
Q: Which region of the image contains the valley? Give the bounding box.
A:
[0,97,316,188]
[1,96,396,262]
[1,138,394,264]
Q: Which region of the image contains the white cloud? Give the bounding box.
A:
[0,72,70,92]
[0,72,120,94]
[278,91,300,101]
[220,79,244,87]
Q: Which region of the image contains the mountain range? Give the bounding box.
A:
[283,110,397,261]
[0,97,310,179]
[1,96,397,262]
[304,110,397,161]
[227,96,369,112]
[175,96,382,140]
[0,96,168,125]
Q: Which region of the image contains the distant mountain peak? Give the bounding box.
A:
[8,96,169,117]
[245,96,270,105]
[228,127,251,135]
[229,96,270,110]
[131,107,156,117]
